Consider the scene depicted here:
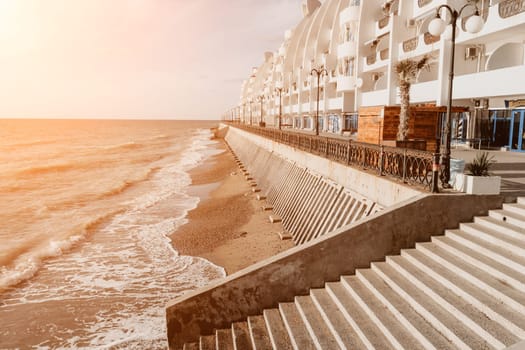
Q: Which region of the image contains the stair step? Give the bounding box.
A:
[372,261,490,349]
[475,215,525,240]
[232,322,252,350]
[446,229,525,273]
[386,255,518,348]
[340,275,424,350]
[325,281,394,349]
[355,268,453,349]
[503,202,525,217]
[433,234,525,290]
[183,343,199,350]
[461,222,525,255]
[216,328,234,350]
[310,288,366,350]
[295,295,340,349]
[415,242,525,314]
[261,205,273,211]
[200,335,216,350]
[279,302,316,350]
[252,188,261,193]
[247,315,273,350]
[489,209,525,229]
[402,248,525,336]
[263,309,293,350]
[256,195,266,201]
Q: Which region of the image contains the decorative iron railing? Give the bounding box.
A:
[226,123,439,191]
[378,15,390,29]
[402,37,419,52]
[424,32,440,45]
[366,53,377,65]
[380,48,389,60]
[499,0,525,18]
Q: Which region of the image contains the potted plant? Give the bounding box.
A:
[394,55,431,149]
[454,152,501,194]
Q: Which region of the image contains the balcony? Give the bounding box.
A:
[336,76,356,92]
[395,80,438,104]
[360,89,388,107]
[457,4,525,45]
[339,5,360,26]
[362,48,389,72]
[278,46,286,57]
[328,97,343,110]
[413,0,447,18]
[275,64,283,73]
[337,41,357,59]
[376,15,391,37]
[454,65,525,100]
[398,33,440,60]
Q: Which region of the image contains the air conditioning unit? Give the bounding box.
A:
[406,18,416,28]
[465,46,479,60]
[371,73,381,81]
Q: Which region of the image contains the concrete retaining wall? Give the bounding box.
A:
[225,125,421,208]
[166,193,504,349]
[225,127,382,244]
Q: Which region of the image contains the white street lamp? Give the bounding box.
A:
[428,3,484,187]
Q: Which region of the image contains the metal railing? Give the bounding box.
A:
[226,123,440,192]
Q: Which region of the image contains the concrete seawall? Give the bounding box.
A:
[224,125,420,244]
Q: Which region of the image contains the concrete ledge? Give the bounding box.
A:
[268,215,282,223]
[166,193,504,349]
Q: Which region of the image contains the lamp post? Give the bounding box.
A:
[258,95,265,126]
[276,87,283,130]
[428,3,484,187]
[311,67,328,136]
[249,99,253,125]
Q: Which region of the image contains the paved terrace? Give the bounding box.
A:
[452,149,525,198]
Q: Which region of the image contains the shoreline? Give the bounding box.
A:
[170,137,293,274]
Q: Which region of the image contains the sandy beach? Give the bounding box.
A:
[170,138,293,274]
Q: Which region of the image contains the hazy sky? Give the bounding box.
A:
[0,0,303,119]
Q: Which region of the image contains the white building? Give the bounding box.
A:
[231,0,525,151]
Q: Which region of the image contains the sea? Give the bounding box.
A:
[0,119,226,349]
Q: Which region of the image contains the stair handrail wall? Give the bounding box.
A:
[166,193,503,349]
[226,122,438,191]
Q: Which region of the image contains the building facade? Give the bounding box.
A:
[228,0,525,151]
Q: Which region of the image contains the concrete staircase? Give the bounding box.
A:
[180,198,525,350]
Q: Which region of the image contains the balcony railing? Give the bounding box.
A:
[226,123,439,191]
[424,32,440,45]
[378,15,390,29]
[402,37,419,53]
[499,0,525,18]
[366,53,377,65]
[418,0,432,7]
[380,48,389,60]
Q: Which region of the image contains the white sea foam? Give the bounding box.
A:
[1,127,226,349]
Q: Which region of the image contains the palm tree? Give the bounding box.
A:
[394,55,431,141]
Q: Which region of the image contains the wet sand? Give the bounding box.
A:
[170,139,293,274]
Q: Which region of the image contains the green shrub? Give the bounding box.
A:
[467,152,495,176]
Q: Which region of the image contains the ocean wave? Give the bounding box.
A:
[0,209,124,293]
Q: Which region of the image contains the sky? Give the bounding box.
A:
[0,0,303,119]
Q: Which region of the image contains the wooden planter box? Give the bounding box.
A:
[454,174,501,194]
[358,105,468,152]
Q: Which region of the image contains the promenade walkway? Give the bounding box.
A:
[452,149,525,198]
